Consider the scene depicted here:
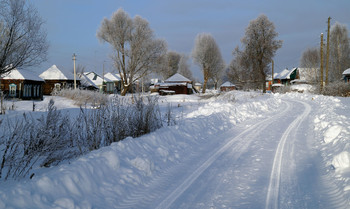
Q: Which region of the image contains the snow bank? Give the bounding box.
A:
[0,91,282,208]
[288,92,350,201]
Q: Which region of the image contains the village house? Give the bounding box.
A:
[0,68,44,100]
[158,73,194,95]
[104,72,122,93]
[39,65,80,95]
[80,72,115,93]
[220,81,236,92]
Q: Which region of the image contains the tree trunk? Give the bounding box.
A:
[202,78,208,93]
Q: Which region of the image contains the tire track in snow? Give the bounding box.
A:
[265,101,311,209]
[154,101,292,209]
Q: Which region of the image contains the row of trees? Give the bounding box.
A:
[98,9,283,93]
[300,22,350,85]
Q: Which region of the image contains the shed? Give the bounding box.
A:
[220,81,236,92]
[1,68,44,100]
[39,65,80,95]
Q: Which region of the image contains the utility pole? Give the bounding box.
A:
[72,53,77,89]
[102,61,105,93]
[320,33,324,91]
[325,17,331,86]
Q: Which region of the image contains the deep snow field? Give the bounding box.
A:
[0,91,349,208]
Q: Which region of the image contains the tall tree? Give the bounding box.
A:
[192,33,224,93]
[300,47,320,84]
[156,51,181,80]
[0,0,48,76]
[97,8,167,96]
[233,14,282,93]
[177,54,194,81]
[329,22,350,82]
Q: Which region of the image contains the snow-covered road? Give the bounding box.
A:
[114,98,347,209]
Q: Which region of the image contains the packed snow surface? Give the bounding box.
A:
[1,91,350,208]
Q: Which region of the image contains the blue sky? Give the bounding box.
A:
[30,0,350,81]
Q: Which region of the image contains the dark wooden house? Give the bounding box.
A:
[39,65,80,95]
[158,73,193,95]
[0,68,44,100]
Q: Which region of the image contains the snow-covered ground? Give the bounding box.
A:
[0,91,349,208]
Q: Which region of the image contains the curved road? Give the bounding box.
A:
[116,99,347,209]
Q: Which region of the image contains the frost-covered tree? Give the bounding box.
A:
[177,54,194,81]
[232,14,282,93]
[97,8,167,96]
[156,51,181,80]
[329,22,350,82]
[300,47,320,84]
[0,0,48,76]
[192,33,225,93]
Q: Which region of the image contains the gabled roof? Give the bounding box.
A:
[104,72,121,81]
[79,73,99,89]
[2,68,43,81]
[275,68,297,80]
[165,73,191,83]
[39,65,76,80]
[83,72,112,86]
[221,81,235,87]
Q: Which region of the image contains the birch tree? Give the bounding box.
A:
[233,14,282,93]
[0,0,48,76]
[192,33,224,93]
[97,8,167,96]
[329,22,350,82]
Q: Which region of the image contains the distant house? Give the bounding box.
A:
[104,72,121,92]
[220,81,235,92]
[39,65,80,95]
[274,68,298,86]
[158,73,193,95]
[81,72,115,93]
[1,68,44,100]
[343,68,350,83]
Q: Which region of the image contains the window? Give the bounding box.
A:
[9,84,16,97]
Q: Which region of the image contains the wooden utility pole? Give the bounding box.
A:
[320,33,324,91]
[325,17,331,85]
[73,53,77,89]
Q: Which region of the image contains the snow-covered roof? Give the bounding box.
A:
[342,68,350,75]
[221,81,235,87]
[165,73,191,83]
[2,68,43,81]
[275,68,297,80]
[83,72,112,86]
[39,65,76,80]
[104,72,121,81]
[79,73,99,89]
